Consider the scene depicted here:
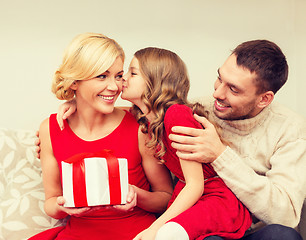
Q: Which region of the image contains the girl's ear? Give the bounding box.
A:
[70,81,78,90]
[257,90,274,109]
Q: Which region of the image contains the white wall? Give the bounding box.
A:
[0,0,305,130]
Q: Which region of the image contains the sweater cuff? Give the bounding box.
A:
[211,146,239,172]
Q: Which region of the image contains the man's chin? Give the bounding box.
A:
[214,110,249,121]
[213,109,237,121]
[214,108,229,120]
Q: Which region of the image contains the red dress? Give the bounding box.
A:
[163,104,252,240]
[29,111,156,240]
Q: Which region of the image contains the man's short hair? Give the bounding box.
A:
[232,40,288,94]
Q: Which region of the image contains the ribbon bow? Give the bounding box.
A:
[63,149,122,207]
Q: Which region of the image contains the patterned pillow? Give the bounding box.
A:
[0,128,65,240]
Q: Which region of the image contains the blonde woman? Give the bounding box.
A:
[29,34,173,240]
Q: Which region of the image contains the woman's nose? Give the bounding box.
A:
[108,78,119,91]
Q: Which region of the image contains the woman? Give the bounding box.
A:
[29,33,173,240]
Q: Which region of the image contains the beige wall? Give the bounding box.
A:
[0,0,305,130]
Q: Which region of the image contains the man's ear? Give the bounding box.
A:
[257,91,274,109]
[70,81,78,90]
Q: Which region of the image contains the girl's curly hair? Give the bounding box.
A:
[130,47,216,160]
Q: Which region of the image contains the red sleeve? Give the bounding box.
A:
[164,104,203,137]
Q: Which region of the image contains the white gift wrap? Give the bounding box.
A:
[61,157,129,207]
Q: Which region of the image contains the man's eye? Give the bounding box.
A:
[230,87,239,93]
[97,75,106,79]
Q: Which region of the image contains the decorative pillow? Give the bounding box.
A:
[0,128,65,240]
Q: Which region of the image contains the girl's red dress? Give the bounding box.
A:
[29,111,155,240]
[163,104,252,240]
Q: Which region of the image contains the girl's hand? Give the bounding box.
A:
[56,98,77,130]
[112,184,137,212]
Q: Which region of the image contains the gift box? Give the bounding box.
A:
[61,150,129,207]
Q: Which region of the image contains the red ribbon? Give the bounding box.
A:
[63,150,122,207]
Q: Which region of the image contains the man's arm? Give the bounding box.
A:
[212,142,306,228]
[169,114,306,228]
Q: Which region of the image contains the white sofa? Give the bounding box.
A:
[0,128,65,240]
[0,128,305,240]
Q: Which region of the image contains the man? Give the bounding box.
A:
[169,40,306,240]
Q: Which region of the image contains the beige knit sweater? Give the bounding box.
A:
[199,97,306,230]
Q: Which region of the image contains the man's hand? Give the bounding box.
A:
[35,131,41,159]
[169,114,226,163]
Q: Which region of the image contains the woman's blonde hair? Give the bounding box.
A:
[52,32,125,100]
[131,47,210,160]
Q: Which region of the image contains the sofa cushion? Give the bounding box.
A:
[0,128,65,240]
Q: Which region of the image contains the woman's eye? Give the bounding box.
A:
[131,72,137,76]
[97,75,106,79]
[116,75,123,80]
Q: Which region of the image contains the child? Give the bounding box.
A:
[122,47,252,240]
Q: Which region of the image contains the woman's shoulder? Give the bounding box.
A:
[40,114,57,131]
[39,117,49,131]
[38,116,52,142]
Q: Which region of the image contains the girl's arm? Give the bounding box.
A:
[151,159,204,232]
[39,118,91,219]
[56,99,77,130]
[134,129,173,213]
[134,158,204,240]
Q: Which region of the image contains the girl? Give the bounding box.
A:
[30,34,173,240]
[121,47,252,240]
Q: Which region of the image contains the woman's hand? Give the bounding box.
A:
[112,184,137,212]
[56,196,105,217]
[56,196,90,217]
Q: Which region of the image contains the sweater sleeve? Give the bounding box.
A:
[211,117,306,228]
